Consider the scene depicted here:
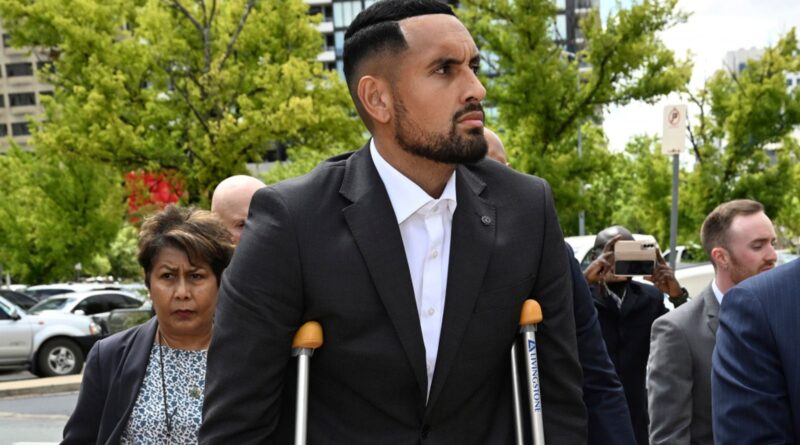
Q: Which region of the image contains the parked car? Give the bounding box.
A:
[107,302,155,335]
[27,290,145,334]
[24,282,123,301]
[0,295,102,376]
[0,289,38,310]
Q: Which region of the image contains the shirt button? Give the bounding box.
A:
[430,249,438,258]
[427,307,435,316]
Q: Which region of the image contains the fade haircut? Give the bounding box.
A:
[138,205,234,288]
[343,0,455,123]
[700,199,764,267]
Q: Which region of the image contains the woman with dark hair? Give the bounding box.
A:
[63,205,234,444]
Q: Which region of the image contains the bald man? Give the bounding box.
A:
[211,175,266,244]
[484,127,509,166]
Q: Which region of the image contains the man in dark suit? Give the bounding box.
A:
[647,200,777,445]
[199,1,586,443]
[712,258,800,444]
[584,225,686,445]
[485,127,636,445]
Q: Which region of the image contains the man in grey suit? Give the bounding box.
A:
[647,199,777,445]
[199,1,587,443]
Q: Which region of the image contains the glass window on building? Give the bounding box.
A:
[365,0,378,7]
[9,92,36,107]
[0,94,4,107]
[333,2,344,27]
[334,31,345,58]
[338,1,363,28]
[555,0,566,10]
[1,34,10,47]
[6,62,33,77]
[0,124,7,137]
[555,15,567,40]
[11,122,29,136]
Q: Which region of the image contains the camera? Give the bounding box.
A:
[614,240,656,276]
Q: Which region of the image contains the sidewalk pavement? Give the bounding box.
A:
[0,374,82,398]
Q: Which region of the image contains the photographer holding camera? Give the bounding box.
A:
[583,225,687,445]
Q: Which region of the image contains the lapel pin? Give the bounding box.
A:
[481,215,492,226]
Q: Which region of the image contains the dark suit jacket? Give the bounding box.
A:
[647,284,717,445]
[712,260,800,444]
[592,280,668,445]
[200,146,587,444]
[567,244,636,445]
[62,317,157,444]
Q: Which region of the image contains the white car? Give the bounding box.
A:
[24,282,124,301]
[28,290,145,334]
[0,295,102,376]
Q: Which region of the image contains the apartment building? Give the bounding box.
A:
[0,26,52,153]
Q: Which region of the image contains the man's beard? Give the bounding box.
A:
[729,254,772,285]
[393,97,487,164]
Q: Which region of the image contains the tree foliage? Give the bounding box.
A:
[685,29,800,235]
[459,0,692,235]
[0,0,364,204]
[0,149,124,283]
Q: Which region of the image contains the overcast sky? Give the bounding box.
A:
[601,0,800,152]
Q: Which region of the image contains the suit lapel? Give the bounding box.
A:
[702,285,720,335]
[107,317,157,441]
[340,146,428,398]
[426,165,495,411]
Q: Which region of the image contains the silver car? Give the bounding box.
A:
[0,295,102,377]
[27,290,145,334]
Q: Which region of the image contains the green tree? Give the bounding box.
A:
[459,0,692,234]
[0,148,124,284]
[685,29,800,242]
[0,0,364,203]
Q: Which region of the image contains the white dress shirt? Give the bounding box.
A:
[370,139,457,395]
[712,279,724,306]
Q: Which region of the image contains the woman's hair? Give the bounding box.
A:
[138,205,234,288]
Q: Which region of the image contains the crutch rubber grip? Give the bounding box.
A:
[292,321,324,350]
[519,299,543,326]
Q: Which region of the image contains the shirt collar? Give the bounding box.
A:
[711,279,724,305]
[370,139,457,224]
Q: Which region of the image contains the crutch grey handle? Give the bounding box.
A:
[292,321,323,445]
[512,299,545,445]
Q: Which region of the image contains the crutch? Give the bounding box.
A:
[292,321,324,445]
[510,299,545,445]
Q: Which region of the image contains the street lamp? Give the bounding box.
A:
[74,262,82,282]
[563,50,588,235]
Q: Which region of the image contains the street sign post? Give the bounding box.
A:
[662,105,687,270]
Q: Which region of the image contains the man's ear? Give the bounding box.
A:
[357,75,392,125]
[710,246,728,269]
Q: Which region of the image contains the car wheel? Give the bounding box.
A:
[36,339,84,377]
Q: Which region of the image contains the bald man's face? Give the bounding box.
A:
[215,195,250,245]
[211,183,263,245]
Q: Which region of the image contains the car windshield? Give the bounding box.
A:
[0,297,16,316]
[26,288,75,299]
[29,297,75,314]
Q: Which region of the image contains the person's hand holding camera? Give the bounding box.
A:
[583,234,622,285]
[645,249,688,305]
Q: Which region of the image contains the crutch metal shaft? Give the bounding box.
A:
[292,321,324,445]
[514,299,545,445]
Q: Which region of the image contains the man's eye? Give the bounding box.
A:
[470,64,480,74]
[434,65,450,75]
[161,273,174,279]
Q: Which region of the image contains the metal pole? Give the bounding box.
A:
[294,351,312,445]
[577,66,585,236]
[669,154,679,270]
[511,340,525,445]
[522,326,545,445]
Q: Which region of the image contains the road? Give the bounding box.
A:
[0,392,76,445]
